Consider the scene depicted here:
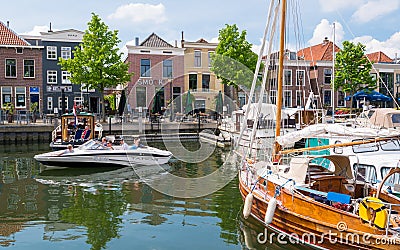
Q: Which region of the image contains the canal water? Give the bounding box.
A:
[0,141,307,250]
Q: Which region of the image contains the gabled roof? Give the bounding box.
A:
[0,21,29,46]
[140,33,173,48]
[297,38,340,63]
[366,51,392,63]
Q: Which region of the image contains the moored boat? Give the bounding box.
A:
[35,139,173,168]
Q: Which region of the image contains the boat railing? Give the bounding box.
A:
[52,125,61,141]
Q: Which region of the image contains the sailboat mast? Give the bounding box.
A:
[272,0,286,161]
[332,22,336,123]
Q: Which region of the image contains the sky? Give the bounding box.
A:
[1,0,400,58]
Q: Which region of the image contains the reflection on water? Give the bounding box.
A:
[0,142,305,250]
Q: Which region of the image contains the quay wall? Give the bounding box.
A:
[0,121,218,144]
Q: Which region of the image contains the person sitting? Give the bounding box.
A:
[129,137,141,150]
[120,138,129,150]
[106,140,114,150]
[60,144,74,155]
[81,125,91,140]
[101,137,107,146]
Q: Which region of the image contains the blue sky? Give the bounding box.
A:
[2,0,400,58]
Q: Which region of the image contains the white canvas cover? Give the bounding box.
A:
[276,123,400,147]
[368,108,400,128]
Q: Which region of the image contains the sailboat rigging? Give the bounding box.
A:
[238,1,400,249]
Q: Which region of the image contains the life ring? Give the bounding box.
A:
[358,197,388,230]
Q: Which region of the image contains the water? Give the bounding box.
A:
[0,141,306,250]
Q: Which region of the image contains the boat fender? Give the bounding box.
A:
[264,197,277,225]
[358,197,388,230]
[243,193,254,219]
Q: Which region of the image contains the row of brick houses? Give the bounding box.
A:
[1,20,400,118]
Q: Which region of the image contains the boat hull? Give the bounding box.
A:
[34,148,172,168]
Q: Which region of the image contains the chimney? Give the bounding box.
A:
[175,40,177,48]
[48,22,53,32]
[181,31,185,48]
[322,37,329,45]
[6,21,9,28]
[135,37,139,46]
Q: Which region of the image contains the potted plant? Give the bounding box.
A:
[30,102,38,123]
[3,103,14,123]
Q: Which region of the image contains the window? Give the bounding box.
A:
[381,167,400,187]
[380,139,400,151]
[136,87,146,107]
[194,50,201,67]
[1,87,12,107]
[163,59,173,78]
[296,90,303,107]
[16,48,23,54]
[202,74,210,91]
[5,59,16,77]
[24,59,35,78]
[61,47,71,59]
[333,140,343,154]
[189,74,197,91]
[323,90,332,107]
[352,140,379,153]
[284,69,292,86]
[47,71,57,84]
[208,51,213,67]
[269,78,277,89]
[62,71,71,84]
[338,91,345,107]
[296,70,305,86]
[47,97,53,111]
[58,97,68,111]
[354,164,377,184]
[15,87,26,108]
[140,59,151,77]
[324,68,332,84]
[270,90,277,105]
[284,90,292,107]
[47,46,57,60]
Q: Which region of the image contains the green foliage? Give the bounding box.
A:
[333,41,376,95]
[210,24,260,89]
[104,94,116,110]
[3,102,14,115]
[59,13,132,120]
[30,102,38,113]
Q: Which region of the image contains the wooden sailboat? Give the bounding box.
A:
[239,1,400,249]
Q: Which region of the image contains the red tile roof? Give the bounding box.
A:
[140,33,173,48]
[366,51,392,63]
[297,38,340,64]
[0,21,29,46]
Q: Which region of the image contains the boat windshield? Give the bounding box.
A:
[78,140,106,150]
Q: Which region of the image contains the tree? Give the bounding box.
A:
[210,24,259,104]
[333,41,376,113]
[59,13,132,121]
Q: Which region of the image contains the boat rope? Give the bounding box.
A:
[250,170,273,193]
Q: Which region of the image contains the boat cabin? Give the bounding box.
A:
[50,112,102,150]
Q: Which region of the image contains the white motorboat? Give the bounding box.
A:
[34,139,173,168]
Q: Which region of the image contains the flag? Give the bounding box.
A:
[73,101,77,128]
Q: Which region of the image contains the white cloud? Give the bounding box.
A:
[108,3,167,24]
[318,0,364,12]
[308,19,345,46]
[21,25,52,36]
[351,32,400,58]
[352,0,400,23]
